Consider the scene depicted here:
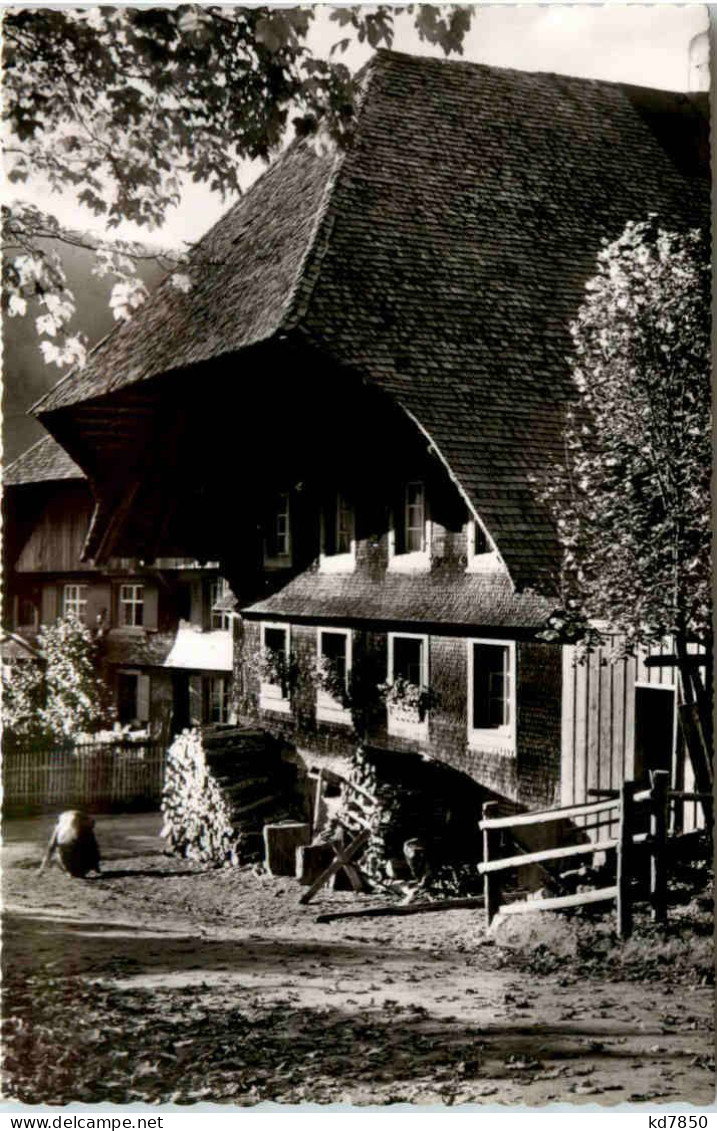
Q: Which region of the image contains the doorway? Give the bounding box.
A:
[634,684,675,787]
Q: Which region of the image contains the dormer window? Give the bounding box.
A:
[404,481,425,553]
[466,516,501,573]
[264,492,292,568]
[389,481,431,572]
[210,578,232,631]
[320,491,356,573]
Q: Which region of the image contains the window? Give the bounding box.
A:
[389,481,431,571]
[404,481,425,553]
[320,492,355,572]
[117,670,150,725]
[259,622,291,713]
[210,578,232,631]
[264,492,291,567]
[316,628,352,725]
[206,675,230,724]
[63,584,87,623]
[119,583,144,627]
[387,632,429,739]
[466,517,500,573]
[468,640,515,753]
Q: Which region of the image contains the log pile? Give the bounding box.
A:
[329,745,486,894]
[161,725,299,865]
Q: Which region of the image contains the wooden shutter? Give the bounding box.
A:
[41,584,59,625]
[137,674,151,722]
[142,585,158,629]
[188,675,203,726]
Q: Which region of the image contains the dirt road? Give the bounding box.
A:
[3,813,714,1106]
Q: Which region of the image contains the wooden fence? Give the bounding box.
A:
[2,740,167,816]
[479,770,708,938]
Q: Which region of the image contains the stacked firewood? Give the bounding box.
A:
[161,726,298,865]
[330,745,485,893]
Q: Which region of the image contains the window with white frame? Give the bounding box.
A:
[119,583,144,627]
[389,481,431,570]
[468,639,515,753]
[321,491,355,571]
[259,622,291,713]
[206,675,230,724]
[264,492,291,567]
[63,584,88,623]
[210,578,232,630]
[316,628,352,725]
[386,632,429,738]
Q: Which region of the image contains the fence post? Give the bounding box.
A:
[616,779,635,940]
[482,801,501,928]
[649,770,670,924]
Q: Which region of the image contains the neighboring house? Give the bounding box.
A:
[3,435,235,737]
[31,53,709,818]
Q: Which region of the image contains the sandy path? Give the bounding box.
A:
[3,812,714,1106]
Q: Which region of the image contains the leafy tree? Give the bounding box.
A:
[3,5,472,366]
[2,615,114,743]
[539,217,712,802]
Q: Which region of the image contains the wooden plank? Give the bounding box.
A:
[232,793,280,818]
[478,837,617,875]
[561,646,576,808]
[610,653,626,824]
[598,650,613,801]
[669,790,712,801]
[317,897,485,923]
[587,648,601,811]
[573,655,589,814]
[480,796,619,830]
[498,885,618,917]
[624,654,637,780]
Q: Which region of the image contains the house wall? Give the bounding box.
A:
[239,619,562,808]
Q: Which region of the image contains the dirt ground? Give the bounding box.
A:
[3,812,715,1107]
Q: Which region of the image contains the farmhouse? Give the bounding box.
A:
[32,52,709,822]
[3,434,235,737]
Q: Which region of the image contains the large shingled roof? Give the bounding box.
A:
[4,434,85,487]
[35,51,709,590]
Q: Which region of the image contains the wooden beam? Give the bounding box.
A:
[478,837,617,875]
[643,653,706,669]
[480,796,618,830]
[498,885,618,917]
[316,896,485,923]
